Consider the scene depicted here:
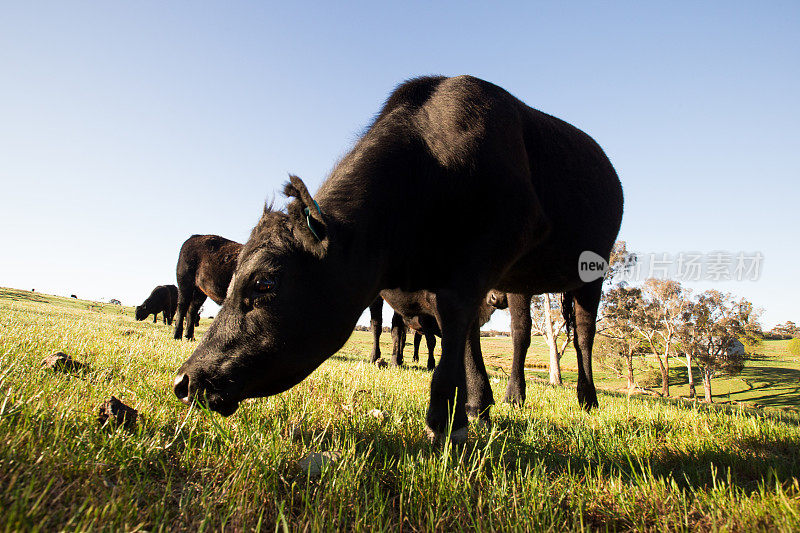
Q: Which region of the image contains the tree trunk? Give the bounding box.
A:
[543,294,563,385]
[702,369,713,403]
[645,336,670,397]
[548,341,562,385]
[625,353,635,389]
[661,338,671,397]
[658,354,669,397]
[686,353,696,398]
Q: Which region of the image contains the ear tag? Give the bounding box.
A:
[302,200,323,241]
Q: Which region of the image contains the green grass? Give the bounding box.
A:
[1,287,799,531]
[377,324,800,413]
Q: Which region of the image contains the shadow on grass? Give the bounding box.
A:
[494,397,799,491]
[328,353,434,372]
[667,364,692,387]
[302,405,800,497]
[269,382,800,496]
[669,363,800,411]
[736,366,800,409]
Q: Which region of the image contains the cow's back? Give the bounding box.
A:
[405,76,623,294]
[317,75,622,295]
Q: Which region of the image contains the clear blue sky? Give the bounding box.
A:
[1,1,797,329]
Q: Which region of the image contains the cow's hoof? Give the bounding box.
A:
[425,425,468,445]
[466,404,493,423]
[470,417,491,431]
[504,391,526,407]
[577,385,599,412]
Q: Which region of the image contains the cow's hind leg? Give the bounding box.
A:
[426,290,481,443]
[570,280,603,410]
[505,293,532,406]
[412,331,422,363]
[426,333,437,371]
[390,312,406,367]
[174,274,193,340]
[368,298,383,363]
[185,292,207,341]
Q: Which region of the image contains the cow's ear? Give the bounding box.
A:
[284,175,328,257]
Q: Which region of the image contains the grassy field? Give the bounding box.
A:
[1,287,799,531]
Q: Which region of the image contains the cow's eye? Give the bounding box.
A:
[254,278,275,293]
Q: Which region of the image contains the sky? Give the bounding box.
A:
[0,1,798,330]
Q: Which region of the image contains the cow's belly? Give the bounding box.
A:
[496,242,586,295]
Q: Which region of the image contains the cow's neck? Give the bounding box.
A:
[315,144,414,310]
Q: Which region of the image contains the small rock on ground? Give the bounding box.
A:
[97,396,138,430]
[368,408,388,423]
[298,451,342,477]
[42,352,88,373]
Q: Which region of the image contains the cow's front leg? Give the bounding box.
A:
[412,331,422,363]
[368,297,383,363]
[505,293,532,406]
[426,290,480,443]
[464,323,493,424]
[390,312,406,367]
[185,292,207,341]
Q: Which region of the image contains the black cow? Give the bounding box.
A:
[369,290,540,407]
[135,285,178,324]
[368,290,507,371]
[173,234,242,341]
[175,75,623,442]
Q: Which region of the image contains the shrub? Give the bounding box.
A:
[788,338,800,356]
[638,368,662,388]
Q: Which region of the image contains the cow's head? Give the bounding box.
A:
[486,290,508,310]
[134,305,148,321]
[173,176,364,415]
[474,290,508,327]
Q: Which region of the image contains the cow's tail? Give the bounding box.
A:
[561,292,576,338]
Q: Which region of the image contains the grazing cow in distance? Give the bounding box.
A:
[135,285,178,324]
[369,290,508,371]
[173,234,242,341]
[368,297,436,369]
[368,290,536,406]
[70,295,77,299]
[174,75,623,442]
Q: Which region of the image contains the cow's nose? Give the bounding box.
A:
[173,373,191,404]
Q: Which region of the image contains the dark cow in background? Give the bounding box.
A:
[70,295,77,299]
[135,284,178,324]
[368,297,434,369]
[369,290,508,371]
[368,290,538,406]
[175,75,623,442]
[174,234,242,341]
